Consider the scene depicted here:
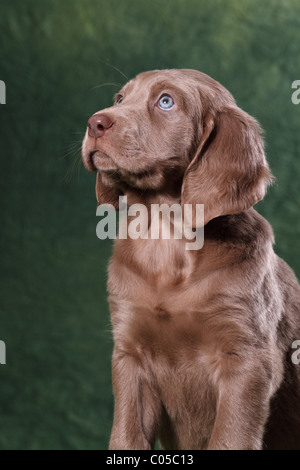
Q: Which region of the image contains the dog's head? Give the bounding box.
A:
[82,69,273,225]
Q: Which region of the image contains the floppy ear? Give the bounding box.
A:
[181,106,273,226]
[96,172,121,209]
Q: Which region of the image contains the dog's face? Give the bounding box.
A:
[82,70,206,190]
[82,69,273,225]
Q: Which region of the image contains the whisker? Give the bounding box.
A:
[63,142,82,151]
[98,60,129,82]
[63,140,83,148]
[59,144,82,161]
[76,157,83,182]
[90,82,122,92]
[64,153,82,183]
[107,64,129,82]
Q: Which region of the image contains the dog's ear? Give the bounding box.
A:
[181,106,274,226]
[96,172,120,209]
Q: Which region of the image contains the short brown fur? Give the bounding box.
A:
[82,69,300,450]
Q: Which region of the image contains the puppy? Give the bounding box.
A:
[82,69,300,450]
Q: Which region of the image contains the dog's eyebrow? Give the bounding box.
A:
[150,81,181,96]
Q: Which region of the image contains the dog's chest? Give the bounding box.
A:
[108,237,215,349]
[110,236,194,293]
[108,238,231,448]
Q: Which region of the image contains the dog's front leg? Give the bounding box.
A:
[207,357,273,450]
[109,348,161,450]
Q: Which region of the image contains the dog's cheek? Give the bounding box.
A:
[168,120,195,159]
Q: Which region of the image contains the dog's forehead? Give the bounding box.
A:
[120,70,188,97]
[119,69,235,110]
[112,69,209,118]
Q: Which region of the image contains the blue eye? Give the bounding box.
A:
[158,95,174,110]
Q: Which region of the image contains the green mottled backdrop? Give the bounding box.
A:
[0,0,299,450]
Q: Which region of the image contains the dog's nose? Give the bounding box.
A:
[88,114,114,138]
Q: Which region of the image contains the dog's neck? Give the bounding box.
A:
[124,189,181,208]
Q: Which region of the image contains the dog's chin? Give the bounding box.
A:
[87,149,169,191]
[90,149,118,172]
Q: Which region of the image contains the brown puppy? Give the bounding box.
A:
[82,69,300,450]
